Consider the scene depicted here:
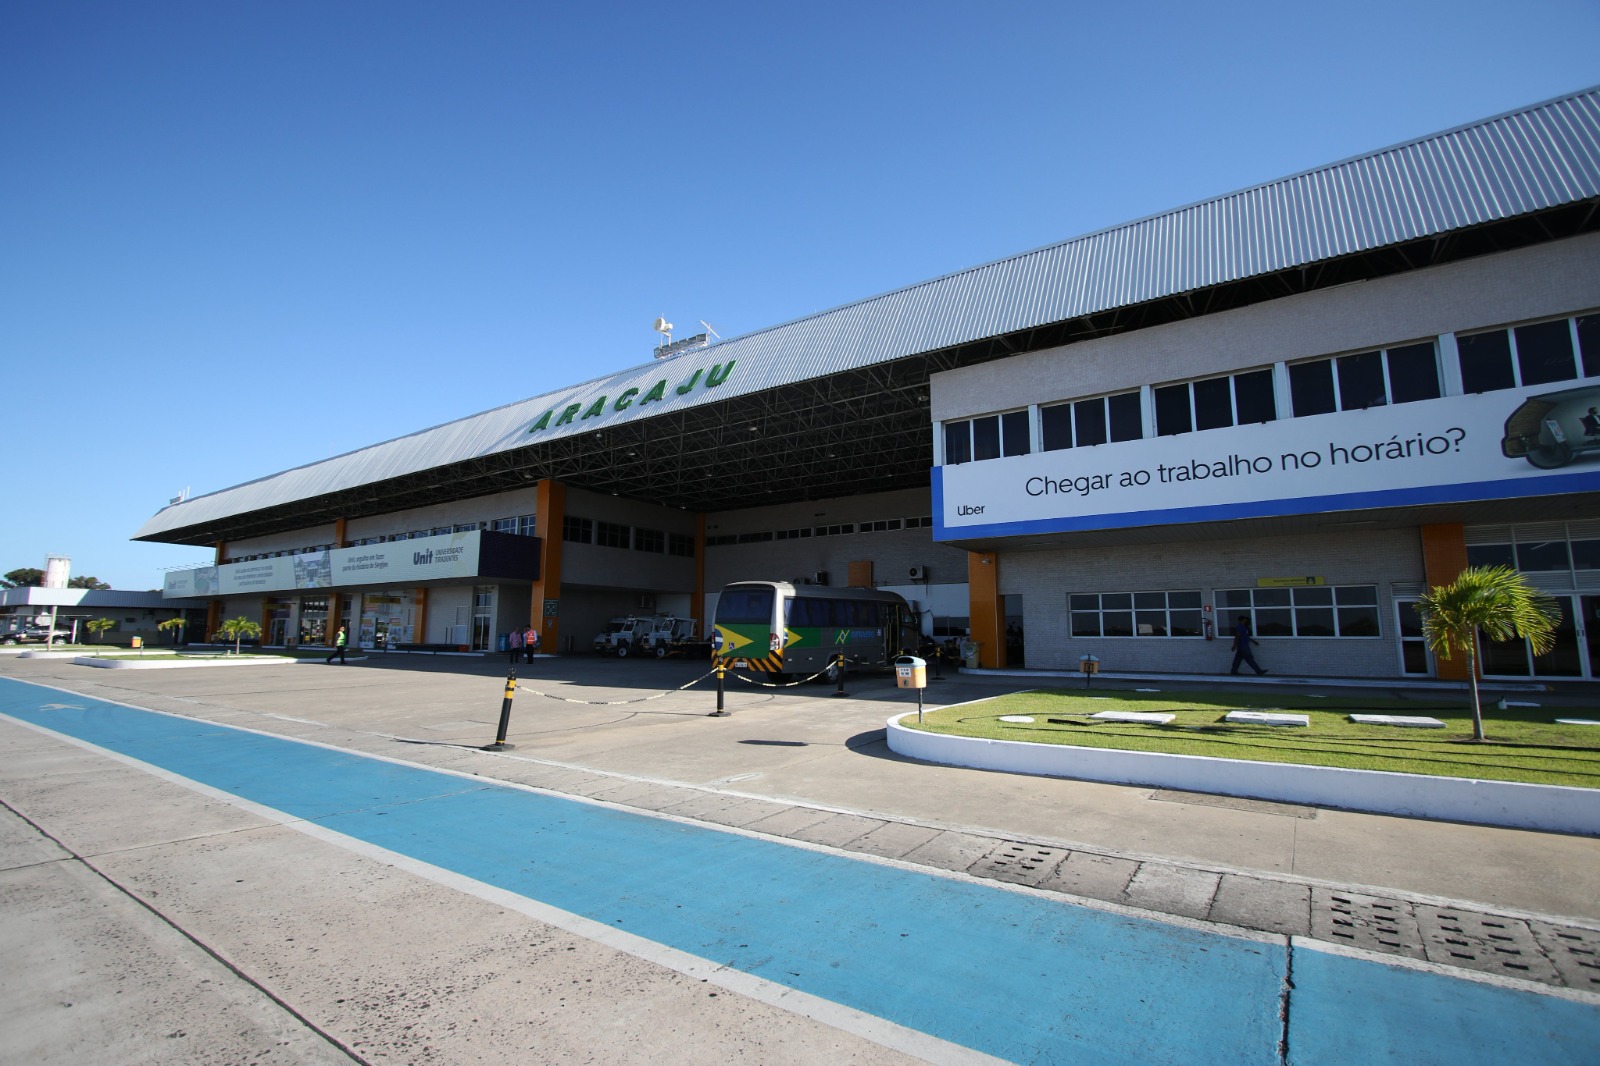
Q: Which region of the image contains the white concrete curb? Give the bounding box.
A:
[885,714,1600,836]
[74,655,301,670]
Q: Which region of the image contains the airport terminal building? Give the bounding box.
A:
[138,88,1600,682]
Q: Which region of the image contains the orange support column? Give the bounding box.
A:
[690,513,706,634]
[1420,523,1471,681]
[967,550,1006,668]
[207,541,225,640]
[413,588,428,644]
[530,480,566,654]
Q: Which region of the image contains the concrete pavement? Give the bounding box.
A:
[2,652,1598,1062]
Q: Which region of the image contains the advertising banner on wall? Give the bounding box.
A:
[163,532,487,598]
[934,380,1600,541]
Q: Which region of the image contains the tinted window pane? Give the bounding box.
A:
[1069,594,1099,611]
[1101,593,1132,610]
[1193,376,1234,431]
[1254,588,1291,607]
[1136,611,1168,637]
[1296,608,1335,636]
[1102,612,1133,637]
[1134,592,1167,609]
[1074,398,1108,447]
[1233,369,1276,423]
[1154,384,1192,436]
[1515,540,1571,572]
[1107,391,1143,441]
[1337,350,1387,410]
[1466,543,1516,569]
[1337,605,1380,637]
[1255,610,1293,636]
[1169,610,1202,637]
[1386,343,1441,404]
[1458,331,1516,393]
[972,416,1000,461]
[716,589,774,624]
[1221,589,1253,609]
[1515,320,1577,386]
[1293,586,1333,606]
[1041,404,1073,451]
[1071,612,1101,637]
[1289,360,1337,417]
[944,422,971,465]
[1579,315,1600,378]
[1001,410,1030,457]
[1169,591,1201,609]
[1571,539,1600,570]
[1334,585,1377,605]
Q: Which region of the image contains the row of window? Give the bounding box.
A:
[945,312,1599,464]
[562,515,695,557]
[1069,586,1380,638]
[705,516,935,547]
[229,516,542,563]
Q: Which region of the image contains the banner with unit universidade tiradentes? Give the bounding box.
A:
[934,380,1600,540]
[163,532,484,598]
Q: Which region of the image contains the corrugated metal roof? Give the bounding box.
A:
[135,86,1600,541]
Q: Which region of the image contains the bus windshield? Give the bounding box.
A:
[715,586,775,625]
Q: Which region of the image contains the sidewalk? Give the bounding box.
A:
[3,653,1598,1059]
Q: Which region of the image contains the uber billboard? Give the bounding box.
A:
[935,381,1600,541]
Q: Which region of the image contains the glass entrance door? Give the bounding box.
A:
[1394,599,1432,676]
[1481,595,1587,678]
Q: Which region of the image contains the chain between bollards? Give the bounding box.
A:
[483,668,518,750]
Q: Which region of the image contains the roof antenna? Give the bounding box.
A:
[699,320,721,341]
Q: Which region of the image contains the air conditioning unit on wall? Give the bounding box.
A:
[638,594,656,610]
[908,565,928,581]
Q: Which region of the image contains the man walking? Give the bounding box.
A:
[326,626,348,664]
[524,624,539,663]
[1229,615,1266,676]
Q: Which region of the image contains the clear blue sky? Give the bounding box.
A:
[3,1,1597,589]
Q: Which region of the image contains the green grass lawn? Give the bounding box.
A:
[904,688,1600,788]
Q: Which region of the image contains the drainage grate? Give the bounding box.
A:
[1310,889,1425,959]
[1414,907,1561,984]
[968,841,1069,886]
[1529,920,1600,991]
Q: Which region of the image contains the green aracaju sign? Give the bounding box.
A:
[526,360,737,435]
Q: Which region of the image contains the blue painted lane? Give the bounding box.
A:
[1288,947,1600,1066]
[5,678,1597,1064]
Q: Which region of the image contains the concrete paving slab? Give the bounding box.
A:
[676,795,793,829]
[740,805,839,838]
[0,859,352,1065]
[1309,887,1425,960]
[0,803,72,868]
[1036,851,1139,902]
[1123,863,1222,920]
[1223,710,1310,727]
[787,812,886,848]
[1209,874,1312,935]
[1348,713,1445,728]
[898,829,1002,874]
[843,821,945,860]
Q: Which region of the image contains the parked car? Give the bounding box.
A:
[0,624,74,645]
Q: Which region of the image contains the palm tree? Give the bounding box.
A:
[1417,566,1560,741]
[157,617,188,646]
[86,618,116,645]
[215,616,262,656]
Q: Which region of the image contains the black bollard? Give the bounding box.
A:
[709,661,730,716]
[829,652,849,698]
[483,669,518,750]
